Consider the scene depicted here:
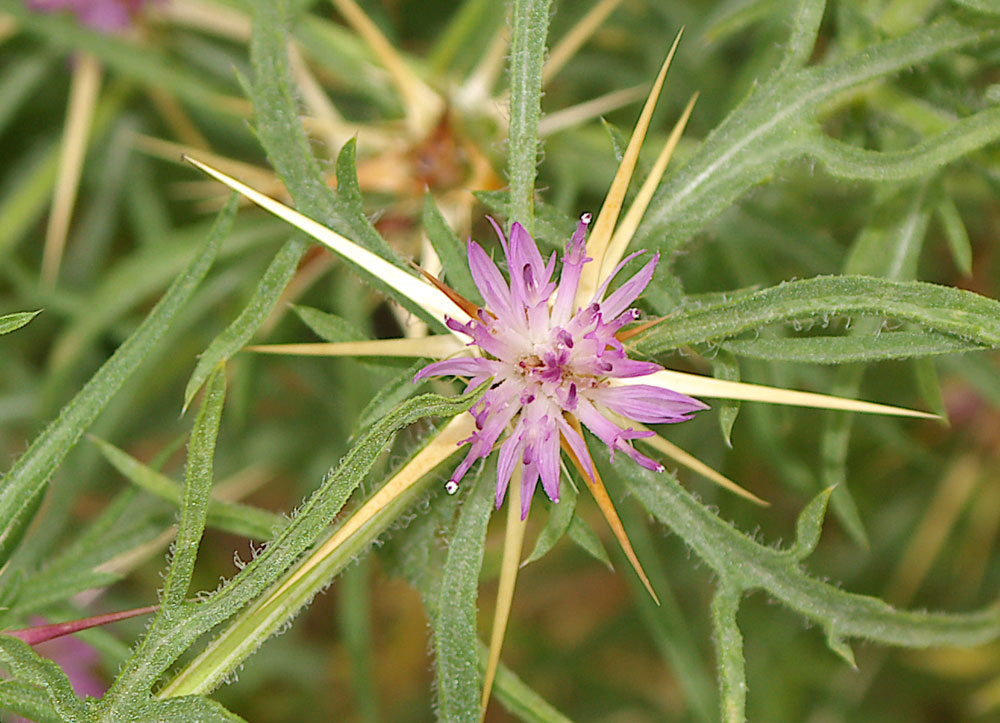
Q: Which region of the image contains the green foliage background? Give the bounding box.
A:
[1,0,1000,720]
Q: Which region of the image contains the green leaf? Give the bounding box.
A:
[163,364,228,612]
[912,357,948,420]
[291,304,365,342]
[625,463,1000,649]
[785,487,834,562]
[635,276,1000,355]
[822,181,930,548]
[818,364,870,549]
[934,195,973,275]
[153,385,485,699]
[0,636,87,723]
[134,696,247,722]
[712,350,741,446]
[722,330,984,364]
[523,485,577,566]
[0,196,236,562]
[0,679,62,723]
[824,630,857,669]
[633,15,999,262]
[803,106,1000,183]
[184,235,309,412]
[435,472,494,720]
[90,436,282,541]
[507,0,554,231]
[775,0,827,76]
[422,194,479,302]
[0,310,41,336]
[334,139,365,213]
[351,361,427,439]
[566,511,612,569]
[338,560,378,723]
[94,366,228,713]
[710,587,746,723]
[617,500,716,723]
[46,215,281,378]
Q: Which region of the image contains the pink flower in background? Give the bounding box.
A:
[6,617,105,722]
[416,216,707,518]
[28,0,153,33]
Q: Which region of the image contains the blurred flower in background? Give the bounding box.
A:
[28,0,154,33]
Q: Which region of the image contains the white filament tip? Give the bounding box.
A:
[445,480,459,495]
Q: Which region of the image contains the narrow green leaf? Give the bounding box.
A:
[635,276,1000,355]
[844,185,930,279]
[0,637,87,723]
[351,361,427,438]
[90,436,282,541]
[712,350,741,446]
[626,463,1000,649]
[0,140,60,260]
[334,139,365,212]
[912,357,948,420]
[474,189,576,251]
[0,311,41,337]
[934,195,973,275]
[566,511,612,569]
[95,366,228,714]
[634,16,999,261]
[819,365,870,550]
[423,194,479,302]
[152,386,485,699]
[382,466,579,723]
[722,330,984,364]
[291,304,365,342]
[47,216,281,377]
[507,0,554,231]
[338,560,378,723]
[775,0,827,76]
[428,0,502,73]
[135,696,247,722]
[617,500,717,723]
[710,588,746,723]
[435,472,493,719]
[0,679,62,723]
[0,196,236,560]
[786,487,834,562]
[163,364,228,612]
[804,106,1000,183]
[184,236,309,412]
[824,630,857,669]
[523,485,577,566]
[823,182,930,548]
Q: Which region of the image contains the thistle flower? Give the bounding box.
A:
[416,215,707,518]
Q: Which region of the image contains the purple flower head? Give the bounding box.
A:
[28,0,154,33]
[416,216,707,519]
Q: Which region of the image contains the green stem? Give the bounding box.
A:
[506,0,552,232]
